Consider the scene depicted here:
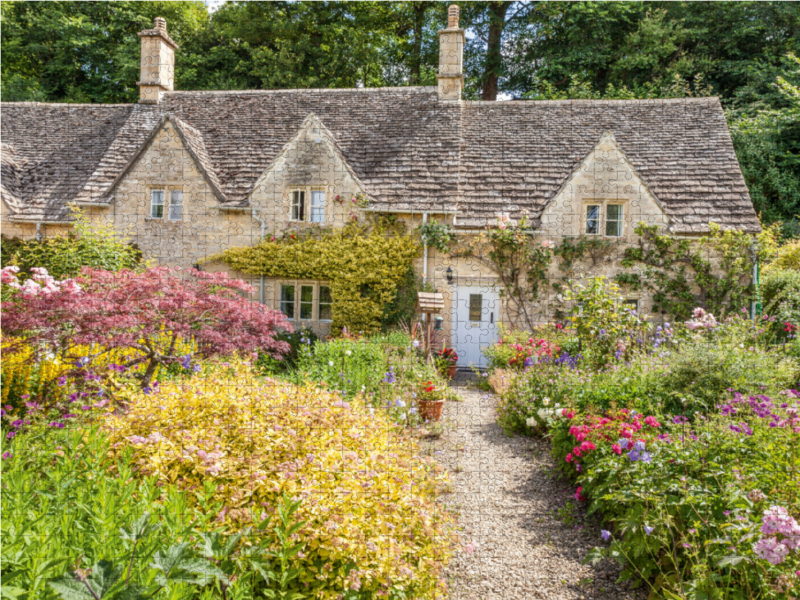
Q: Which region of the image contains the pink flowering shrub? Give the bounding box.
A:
[754,506,800,565]
[2,266,292,388]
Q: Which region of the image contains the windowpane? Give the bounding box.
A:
[606,204,623,237]
[586,205,600,234]
[150,190,164,219]
[300,285,313,320]
[280,284,295,320]
[310,191,325,223]
[319,285,332,321]
[468,294,483,322]
[291,191,305,221]
[168,190,183,221]
[623,299,639,312]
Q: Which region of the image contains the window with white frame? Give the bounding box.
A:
[291,190,306,221]
[280,284,295,320]
[606,204,623,237]
[585,204,600,235]
[150,190,165,218]
[168,190,183,221]
[319,285,332,321]
[299,285,314,320]
[278,283,332,321]
[310,191,325,223]
[585,202,625,237]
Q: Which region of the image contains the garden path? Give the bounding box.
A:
[432,387,647,600]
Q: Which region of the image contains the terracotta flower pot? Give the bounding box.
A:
[447,364,457,380]
[418,399,445,422]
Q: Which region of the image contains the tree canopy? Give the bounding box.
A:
[2,0,798,228]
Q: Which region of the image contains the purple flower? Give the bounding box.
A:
[48,422,65,428]
[193,364,201,373]
[644,525,654,536]
[0,409,5,417]
[640,452,652,463]
[618,438,629,450]
[57,376,67,386]
[6,431,16,439]
[10,420,23,428]
[628,449,641,462]
[601,530,611,541]
[599,329,607,337]
[180,354,192,370]
[2,452,12,460]
[633,440,646,452]
[75,357,90,368]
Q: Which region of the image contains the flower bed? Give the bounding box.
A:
[549,392,800,597]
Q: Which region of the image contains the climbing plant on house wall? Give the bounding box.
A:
[206,222,420,335]
[618,222,780,320]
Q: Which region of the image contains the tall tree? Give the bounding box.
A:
[1,1,209,103]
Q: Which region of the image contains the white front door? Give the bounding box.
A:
[451,286,499,369]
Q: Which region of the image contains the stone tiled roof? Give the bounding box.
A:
[1,91,759,232]
[459,98,758,233]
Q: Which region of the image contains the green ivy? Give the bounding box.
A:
[205,222,420,335]
[417,218,456,254]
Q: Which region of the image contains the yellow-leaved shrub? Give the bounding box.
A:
[104,360,455,599]
[1,334,196,407]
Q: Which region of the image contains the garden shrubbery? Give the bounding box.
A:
[103,358,454,598]
[1,262,458,599]
[483,273,800,597]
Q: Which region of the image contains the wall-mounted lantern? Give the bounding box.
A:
[446,266,453,283]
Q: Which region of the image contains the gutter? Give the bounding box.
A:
[74,202,112,207]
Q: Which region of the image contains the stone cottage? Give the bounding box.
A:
[1,7,760,367]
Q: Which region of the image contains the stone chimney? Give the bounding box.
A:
[137,17,179,104]
[437,5,464,101]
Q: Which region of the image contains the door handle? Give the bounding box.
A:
[490,312,494,324]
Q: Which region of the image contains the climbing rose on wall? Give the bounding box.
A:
[1,266,292,387]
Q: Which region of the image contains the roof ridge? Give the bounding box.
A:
[164,86,437,97]
[463,97,721,106]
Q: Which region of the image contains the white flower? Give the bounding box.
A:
[525,417,538,427]
[413,340,420,348]
[346,350,352,356]
[542,397,550,406]
[328,361,334,367]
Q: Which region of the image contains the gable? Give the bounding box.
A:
[99,114,225,205]
[539,131,669,236]
[247,114,368,201]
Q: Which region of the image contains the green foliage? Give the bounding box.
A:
[207,222,420,335]
[762,269,800,334]
[1,1,209,103]
[620,222,778,321]
[255,326,319,375]
[565,276,649,368]
[380,264,433,331]
[0,206,142,279]
[417,218,457,254]
[0,425,305,599]
[492,315,799,435]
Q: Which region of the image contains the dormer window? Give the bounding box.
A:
[168,190,183,221]
[150,187,183,221]
[291,190,306,221]
[150,190,165,218]
[310,191,325,223]
[584,202,625,237]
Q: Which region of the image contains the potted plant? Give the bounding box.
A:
[417,380,445,422]
[435,347,458,379]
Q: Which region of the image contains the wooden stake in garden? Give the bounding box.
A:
[416,292,444,358]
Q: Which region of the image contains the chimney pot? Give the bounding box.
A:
[137,16,177,103]
[448,5,460,29]
[438,5,464,100]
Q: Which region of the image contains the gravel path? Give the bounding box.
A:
[430,387,648,600]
